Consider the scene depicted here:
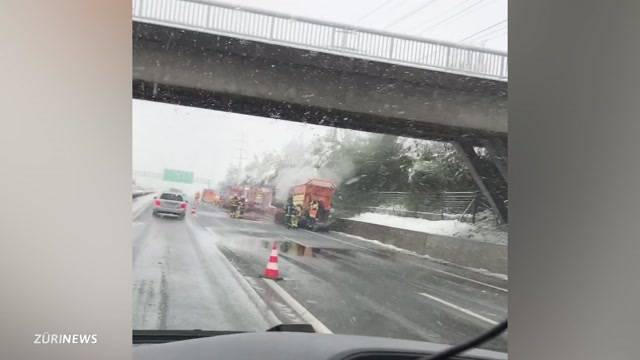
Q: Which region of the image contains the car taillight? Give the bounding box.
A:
[154,199,161,206]
[180,203,187,209]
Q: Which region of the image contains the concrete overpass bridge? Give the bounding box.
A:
[132,0,508,222]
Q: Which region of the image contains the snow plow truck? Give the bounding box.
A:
[278,179,336,231]
[201,189,220,205]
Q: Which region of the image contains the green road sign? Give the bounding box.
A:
[163,169,194,184]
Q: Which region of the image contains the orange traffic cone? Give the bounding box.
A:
[262,242,282,280]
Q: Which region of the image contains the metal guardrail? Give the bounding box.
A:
[360,207,451,221]
[132,0,508,80]
[362,191,491,223]
[132,190,155,199]
[442,191,479,213]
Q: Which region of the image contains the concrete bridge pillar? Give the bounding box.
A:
[453,140,508,224]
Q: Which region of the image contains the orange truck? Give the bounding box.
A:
[201,189,219,204]
[246,187,273,210]
[221,185,274,211]
[290,179,336,230]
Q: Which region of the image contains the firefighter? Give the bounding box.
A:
[239,197,247,217]
[285,198,300,229]
[284,197,295,228]
[229,195,240,218]
[290,205,303,229]
[308,200,320,226]
[317,201,326,222]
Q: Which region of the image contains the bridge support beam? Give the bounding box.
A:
[453,140,508,224]
[483,137,508,182]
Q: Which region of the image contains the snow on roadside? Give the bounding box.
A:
[347,211,507,245]
[335,231,508,280]
[132,192,157,219]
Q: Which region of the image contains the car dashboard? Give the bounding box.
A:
[133,331,507,360]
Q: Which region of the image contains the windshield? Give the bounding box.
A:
[159,193,183,202]
[132,0,507,353]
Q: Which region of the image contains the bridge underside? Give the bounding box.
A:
[132,21,508,222]
[133,79,501,144]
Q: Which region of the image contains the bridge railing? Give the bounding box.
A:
[132,0,508,80]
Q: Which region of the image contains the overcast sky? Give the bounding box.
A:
[215,0,507,51]
[133,99,334,186]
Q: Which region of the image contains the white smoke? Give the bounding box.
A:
[222,130,365,203]
[269,137,356,202]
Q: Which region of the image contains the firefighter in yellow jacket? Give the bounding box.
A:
[229,195,241,218]
[308,200,320,226]
[289,205,302,229]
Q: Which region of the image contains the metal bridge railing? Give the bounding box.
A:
[132,0,508,80]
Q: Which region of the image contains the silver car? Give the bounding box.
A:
[152,192,188,219]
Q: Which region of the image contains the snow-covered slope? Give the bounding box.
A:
[348,211,507,245]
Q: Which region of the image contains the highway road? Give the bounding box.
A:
[132,198,507,351]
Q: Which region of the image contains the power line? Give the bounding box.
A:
[419,0,493,35]
[468,28,506,48]
[459,19,507,42]
[478,29,507,43]
[383,0,439,30]
[415,0,472,32]
[355,0,396,25]
[411,0,475,32]
[469,24,507,43]
[419,0,488,34]
[460,19,507,42]
[475,29,507,44]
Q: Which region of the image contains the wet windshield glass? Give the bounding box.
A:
[159,193,183,201]
[132,0,507,353]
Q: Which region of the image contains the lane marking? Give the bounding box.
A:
[306,230,508,293]
[203,227,282,326]
[418,292,498,325]
[205,219,503,328]
[263,279,333,334]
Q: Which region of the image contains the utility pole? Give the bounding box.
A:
[233,133,247,180]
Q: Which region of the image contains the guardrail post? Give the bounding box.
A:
[388,38,395,58]
[269,17,275,39]
[330,28,336,48]
[472,196,479,224]
[206,6,212,28]
[340,29,348,49]
[499,56,506,78]
[445,46,451,67]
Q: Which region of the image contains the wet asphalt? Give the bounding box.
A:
[132,201,507,352]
